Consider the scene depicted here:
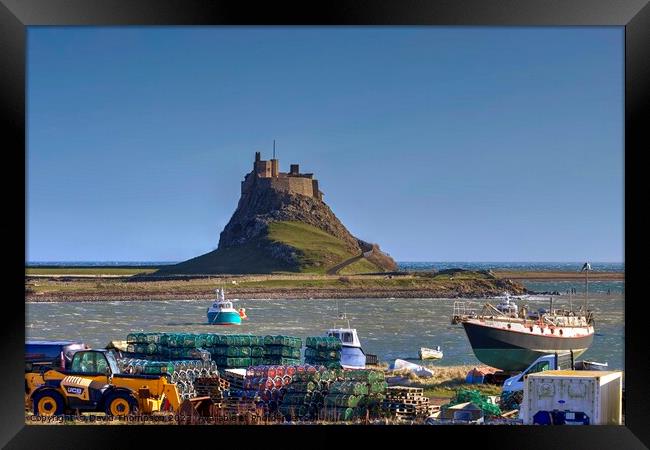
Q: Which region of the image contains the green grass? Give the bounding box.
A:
[422,384,503,399]
[26,271,522,299]
[267,221,367,274]
[388,366,504,399]
[158,221,384,275]
[156,240,295,275]
[338,258,382,275]
[26,267,157,276]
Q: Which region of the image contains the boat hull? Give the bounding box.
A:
[419,349,443,360]
[340,345,366,369]
[462,321,593,371]
[207,310,241,325]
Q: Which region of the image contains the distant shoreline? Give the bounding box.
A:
[25,292,621,304]
[25,270,623,303]
[492,270,624,281]
[24,267,624,281]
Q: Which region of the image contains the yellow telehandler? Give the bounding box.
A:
[26,349,182,416]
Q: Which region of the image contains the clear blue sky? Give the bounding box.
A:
[27,27,624,262]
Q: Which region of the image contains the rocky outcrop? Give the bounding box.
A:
[161,158,397,275]
[219,184,358,252]
[217,176,397,272]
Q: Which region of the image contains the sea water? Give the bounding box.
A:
[26,291,624,370]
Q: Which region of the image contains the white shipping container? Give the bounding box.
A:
[520,370,622,425]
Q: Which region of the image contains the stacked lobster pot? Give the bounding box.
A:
[117,358,219,401]
[124,332,211,361]
[209,334,265,369]
[322,369,388,421]
[262,335,302,366]
[304,336,342,369]
[277,365,344,421]
[237,365,298,415]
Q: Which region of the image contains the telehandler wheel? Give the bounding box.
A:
[104,391,139,417]
[32,389,65,416]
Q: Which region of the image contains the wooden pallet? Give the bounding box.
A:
[393,412,418,421]
[386,393,420,400]
[385,406,428,413]
[383,401,428,409]
[195,388,225,396]
[397,397,429,405]
[385,392,423,400]
[386,386,423,394]
[383,400,431,418]
[194,378,230,389]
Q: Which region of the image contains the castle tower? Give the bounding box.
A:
[242,151,324,199]
[253,152,272,178]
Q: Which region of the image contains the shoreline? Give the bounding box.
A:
[25,289,621,304]
[493,271,623,281]
[25,270,623,304]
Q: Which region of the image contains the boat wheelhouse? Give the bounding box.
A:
[326,327,367,369]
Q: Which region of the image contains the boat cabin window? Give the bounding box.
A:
[341,332,353,343]
[328,332,340,339]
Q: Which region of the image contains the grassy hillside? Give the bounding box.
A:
[267,221,358,273]
[157,221,384,275]
[338,258,383,275]
[155,241,293,275]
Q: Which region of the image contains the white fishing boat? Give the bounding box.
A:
[419,346,443,360]
[451,265,596,372]
[326,327,366,369]
[325,303,366,369]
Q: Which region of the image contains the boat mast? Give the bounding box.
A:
[581,262,591,313]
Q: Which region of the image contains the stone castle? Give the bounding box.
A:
[157,149,399,274]
[241,152,323,201]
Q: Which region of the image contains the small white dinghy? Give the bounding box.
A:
[419,346,443,360]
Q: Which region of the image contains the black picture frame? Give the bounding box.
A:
[2,0,647,448]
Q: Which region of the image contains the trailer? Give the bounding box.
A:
[520,370,623,425]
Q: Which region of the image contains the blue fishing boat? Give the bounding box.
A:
[207,288,245,325]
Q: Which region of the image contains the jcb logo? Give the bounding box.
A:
[66,386,83,395]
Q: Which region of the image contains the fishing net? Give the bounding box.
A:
[500,390,524,411]
[444,388,502,417]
